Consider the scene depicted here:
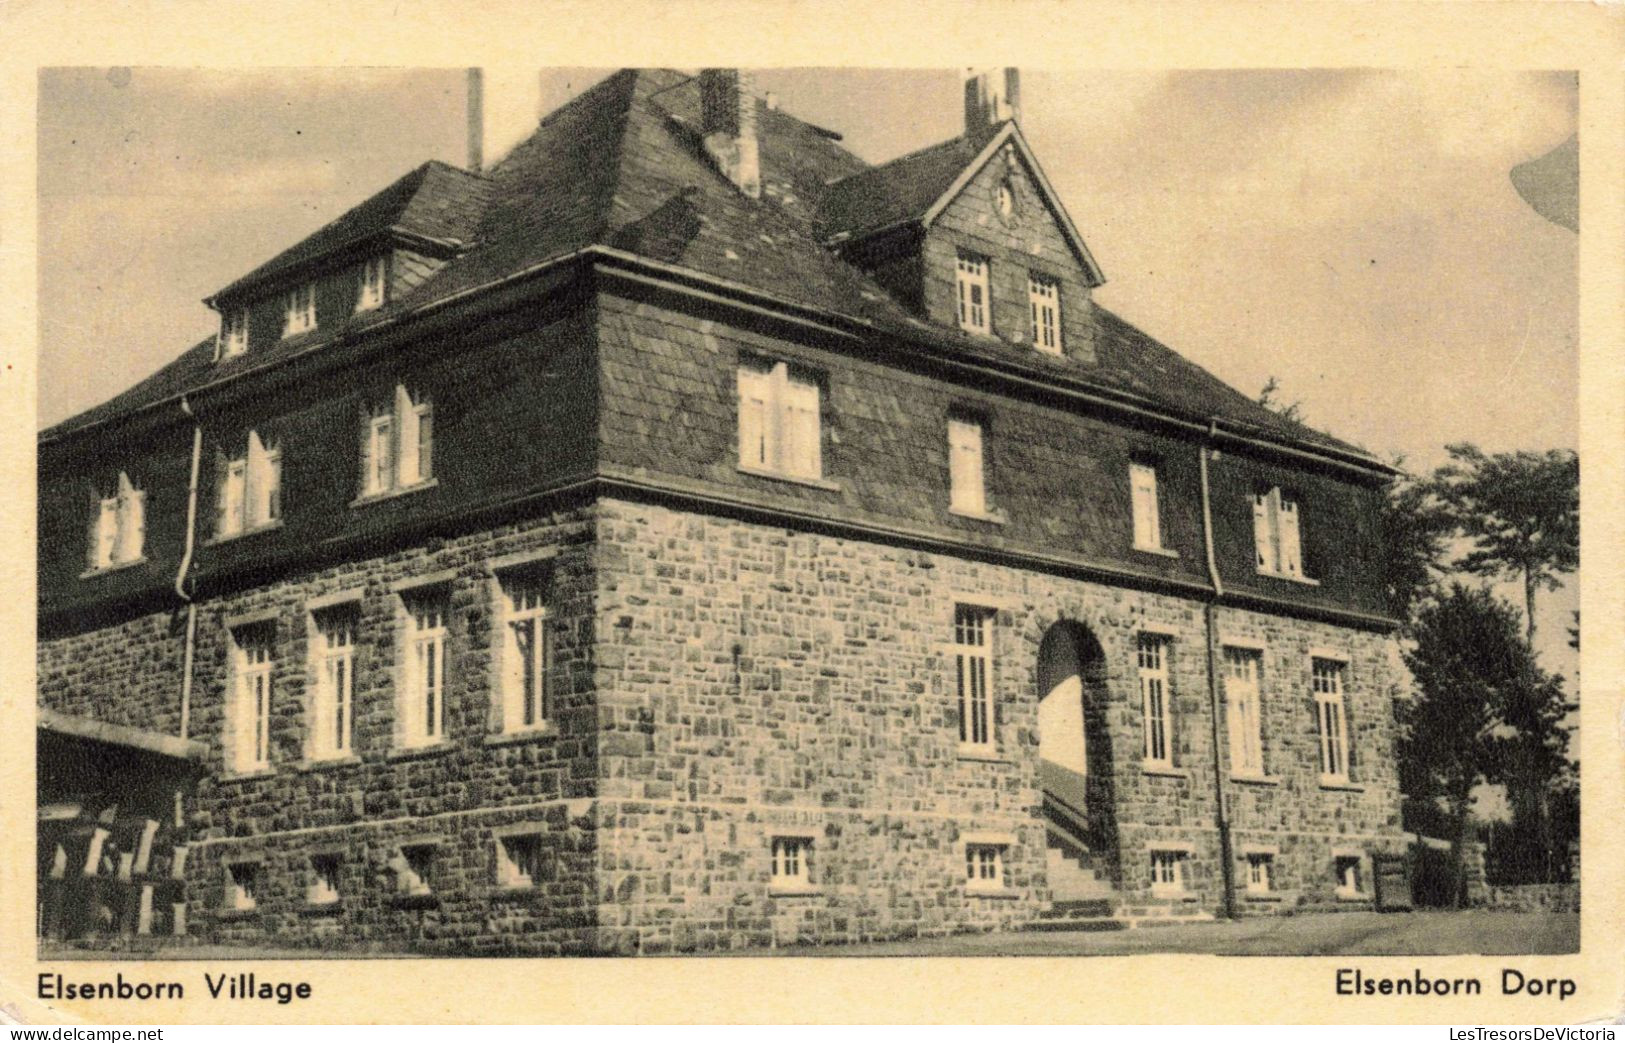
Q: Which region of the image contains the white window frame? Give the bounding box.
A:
[964,843,1006,894]
[955,252,991,335]
[498,570,551,733]
[953,604,995,753]
[1028,272,1061,353]
[356,256,388,313]
[1223,647,1266,777]
[1313,658,1351,784]
[362,385,435,497]
[737,359,822,481]
[1149,849,1186,895]
[225,862,260,911]
[400,592,448,748]
[307,854,341,906]
[88,472,146,571]
[1245,852,1274,894]
[1334,854,1366,899]
[947,415,988,515]
[770,836,814,892]
[1129,461,1163,551]
[1253,486,1306,579]
[309,607,357,760]
[217,432,280,539]
[283,282,317,338]
[230,628,274,773]
[497,833,544,889]
[1137,633,1174,768]
[218,307,249,359]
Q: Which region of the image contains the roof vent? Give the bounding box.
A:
[699,69,761,199]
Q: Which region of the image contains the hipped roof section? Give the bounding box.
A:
[42,68,1379,470]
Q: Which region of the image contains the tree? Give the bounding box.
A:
[1257,376,1305,425]
[1399,586,1566,904]
[1430,443,1579,645]
[1379,458,1455,623]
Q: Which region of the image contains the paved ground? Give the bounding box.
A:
[41,910,1577,960]
[753,910,1581,958]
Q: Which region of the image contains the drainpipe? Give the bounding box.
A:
[176,397,203,741]
[1199,419,1237,920]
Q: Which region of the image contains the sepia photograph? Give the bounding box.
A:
[30,59,1582,971]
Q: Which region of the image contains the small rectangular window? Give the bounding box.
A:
[217,432,280,538]
[1028,273,1061,353]
[498,834,544,888]
[308,854,341,906]
[1334,855,1365,898]
[1223,648,1265,776]
[361,386,433,496]
[1313,658,1350,783]
[225,862,260,910]
[736,359,823,481]
[1138,634,1173,768]
[1245,853,1274,894]
[231,627,274,773]
[1253,486,1306,579]
[770,836,813,891]
[956,253,991,335]
[953,605,995,752]
[499,570,551,732]
[401,591,448,748]
[310,607,358,759]
[948,416,987,515]
[1150,850,1186,895]
[218,307,249,359]
[1129,461,1162,551]
[283,282,317,338]
[356,256,388,313]
[964,843,1005,893]
[87,472,145,571]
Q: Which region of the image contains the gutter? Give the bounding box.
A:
[1199,419,1238,920]
[175,397,203,741]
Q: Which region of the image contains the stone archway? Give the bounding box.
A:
[1036,620,1118,886]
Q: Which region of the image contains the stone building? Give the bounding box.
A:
[36,68,1408,955]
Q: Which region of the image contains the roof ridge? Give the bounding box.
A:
[823,133,969,188]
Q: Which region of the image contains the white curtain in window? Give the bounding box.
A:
[948,418,986,514]
[1130,463,1160,548]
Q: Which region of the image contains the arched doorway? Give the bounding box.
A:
[1036,621,1118,888]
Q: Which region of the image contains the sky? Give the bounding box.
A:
[35,66,1579,671]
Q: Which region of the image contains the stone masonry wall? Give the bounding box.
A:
[593,498,1407,950]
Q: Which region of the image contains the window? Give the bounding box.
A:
[1252,486,1305,579]
[283,282,316,338]
[737,359,821,481]
[1028,273,1061,353]
[309,607,357,760]
[955,253,990,335]
[230,627,274,773]
[1149,850,1186,895]
[87,472,145,571]
[770,836,813,891]
[216,431,280,538]
[356,256,387,313]
[1334,855,1365,898]
[361,385,434,497]
[1129,461,1163,551]
[1223,648,1265,776]
[498,570,551,733]
[218,307,248,359]
[965,843,1005,893]
[497,833,544,888]
[225,862,260,911]
[1245,853,1274,894]
[1137,634,1173,767]
[953,605,995,752]
[1313,658,1350,783]
[947,416,988,515]
[397,844,435,896]
[401,591,448,748]
[308,854,341,906]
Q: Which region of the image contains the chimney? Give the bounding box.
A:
[466,68,546,174]
[963,68,1021,140]
[699,68,761,199]
[466,68,484,173]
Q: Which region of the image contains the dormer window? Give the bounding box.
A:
[1028,274,1061,354]
[217,308,248,360]
[283,282,317,338]
[356,257,387,313]
[955,253,991,335]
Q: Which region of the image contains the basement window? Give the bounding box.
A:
[397,844,436,897]
[770,836,814,892]
[1245,852,1274,894]
[1150,850,1186,895]
[307,854,341,906]
[225,862,260,911]
[964,843,1006,894]
[1334,855,1366,899]
[497,833,544,889]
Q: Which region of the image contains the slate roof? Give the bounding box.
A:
[42,68,1378,467]
[209,160,491,304]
